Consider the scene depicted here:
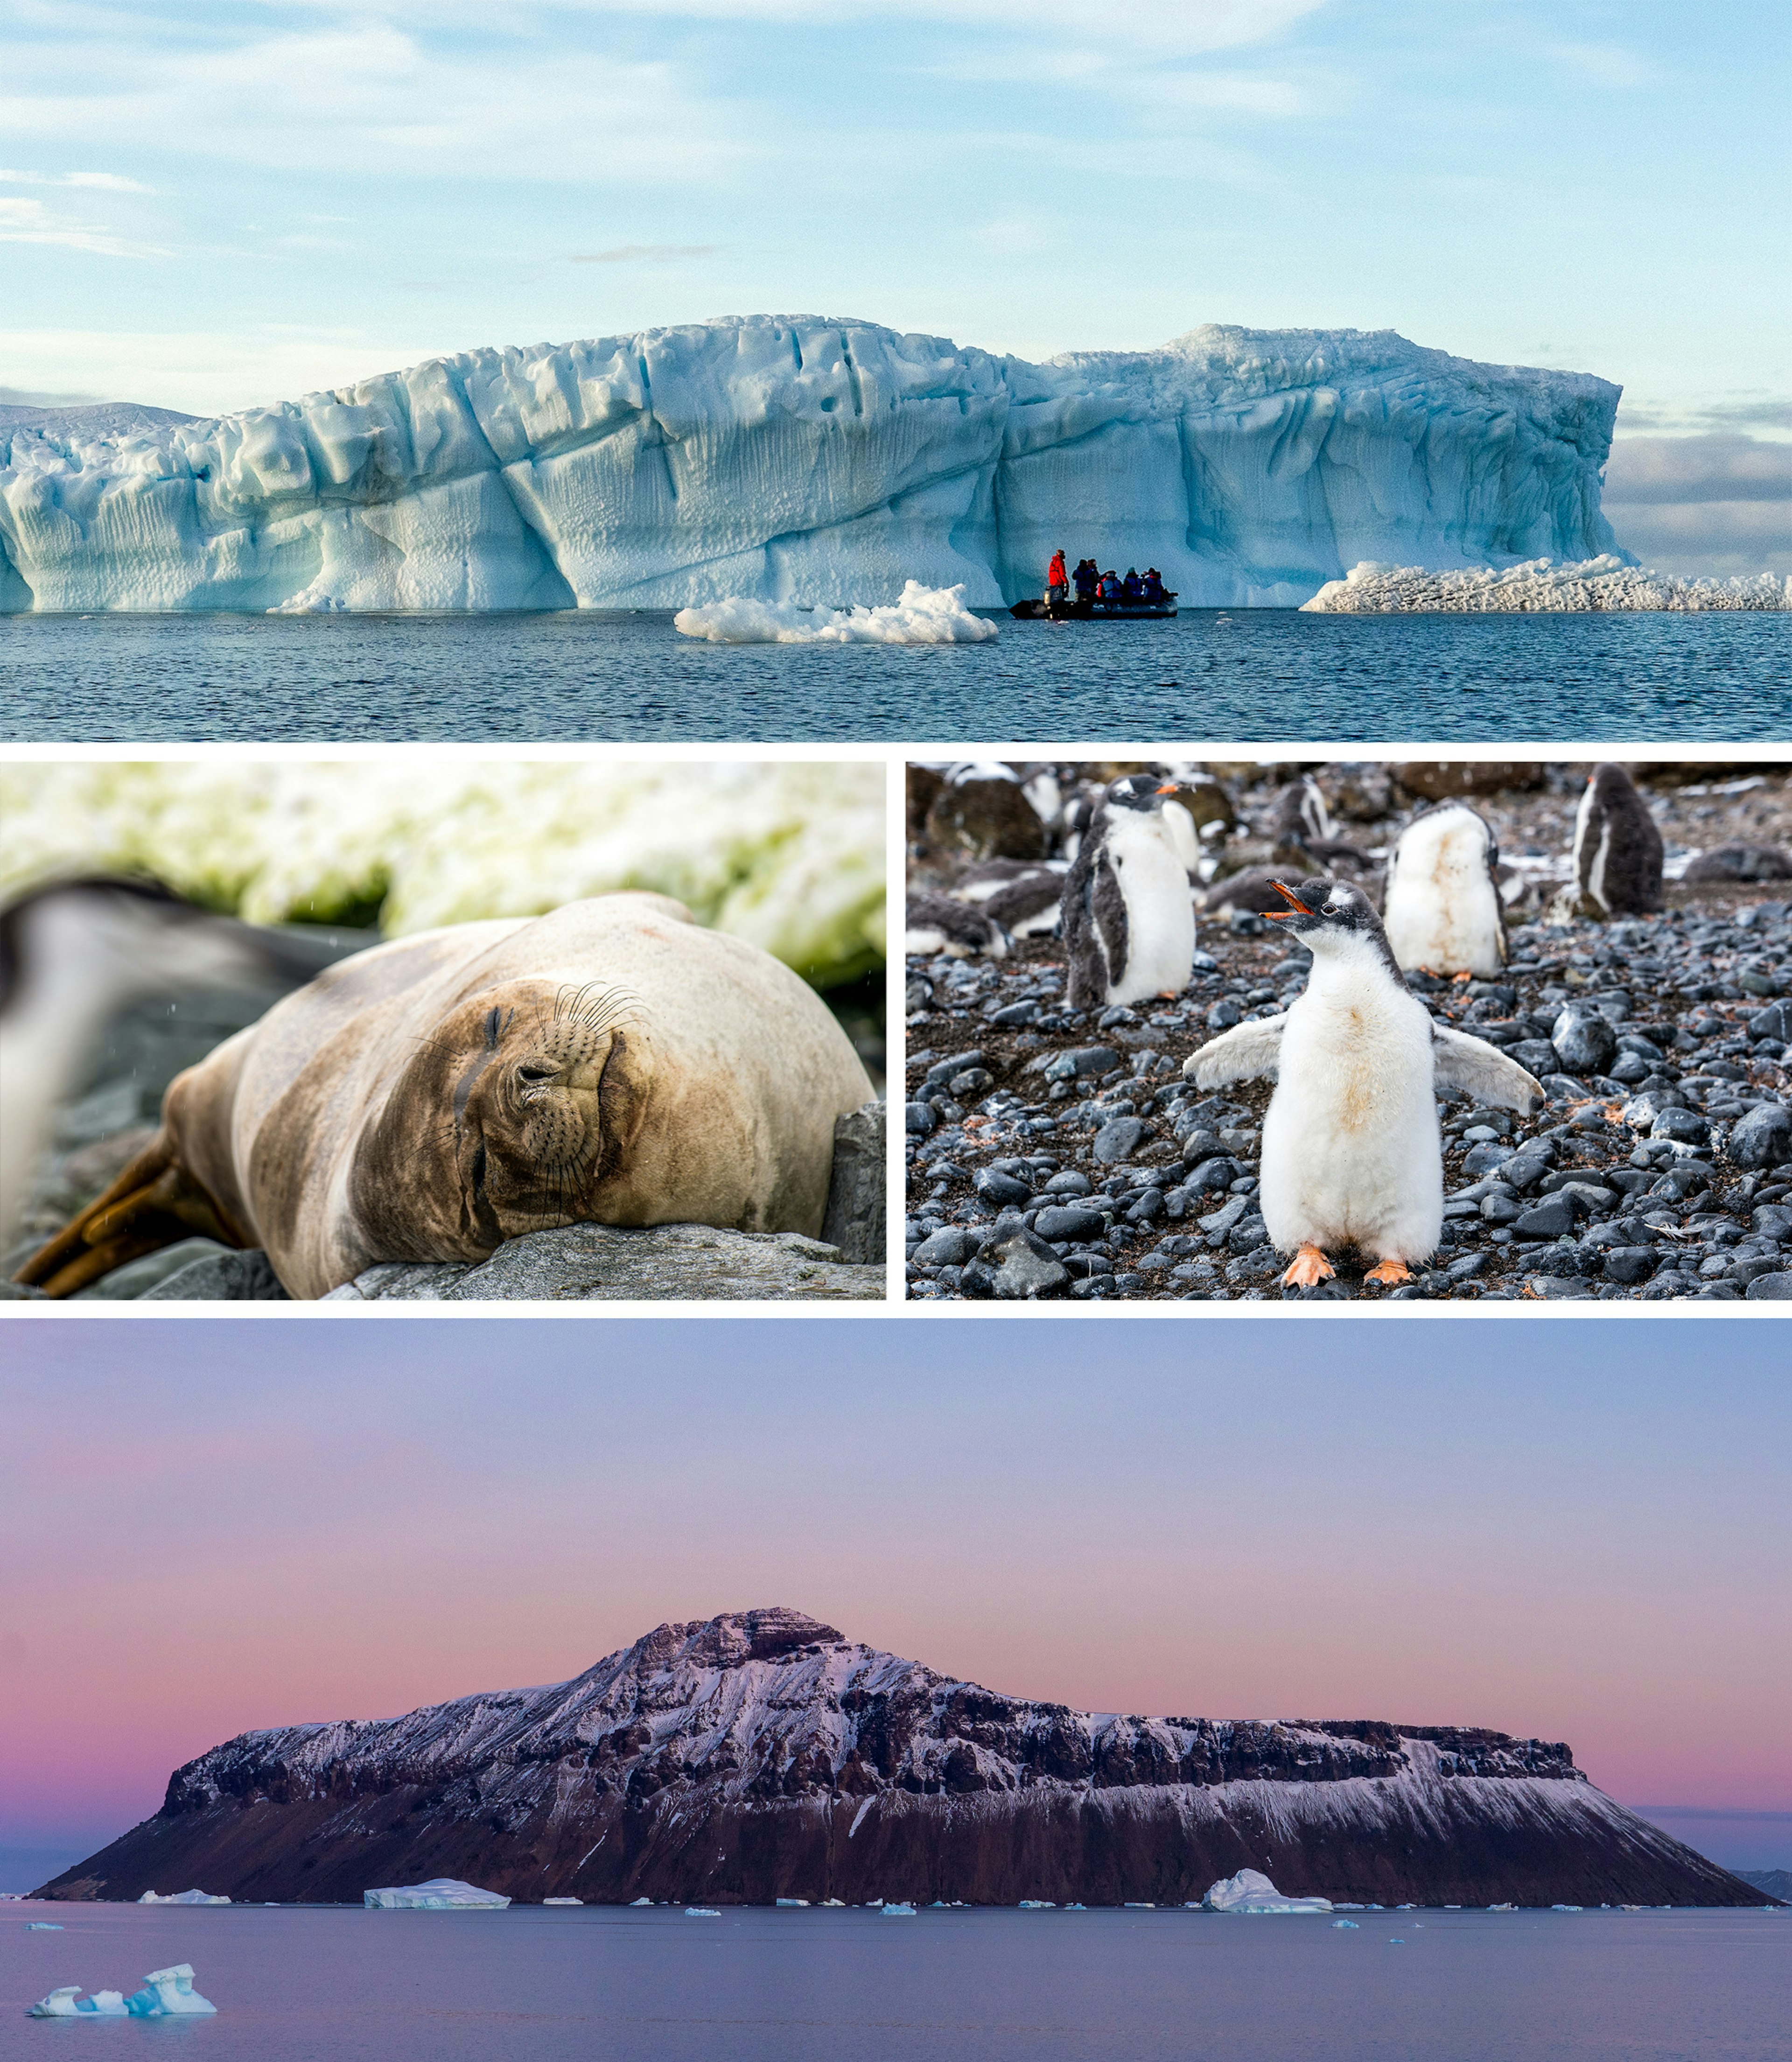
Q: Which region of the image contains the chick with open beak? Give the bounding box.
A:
[1183,876,1545,1293]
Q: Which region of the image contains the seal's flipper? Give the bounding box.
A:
[13,1135,248,1298]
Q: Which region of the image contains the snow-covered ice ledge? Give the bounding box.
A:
[0,317,1625,614]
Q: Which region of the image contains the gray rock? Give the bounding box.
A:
[981,1226,1070,1300]
[1206,998,1242,1031]
[327,1224,884,1301]
[1033,1204,1106,1243]
[141,1249,291,1300]
[905,1101,935,1136]
[1744,1271,1792,1299]
[1509,1039,1562,1078]
[1551,1008,1618,1075]
[1512,1193,1578,1240]
[1065,1045,1122,1078]
[1461,1141,1516,1176]
[912,1227,977,1267]
[1043,1171,1092,1196]
[1747,1000,1792,1041]
[69,1237,236,1300]
[1092,1116,1146,1163]
[820,1102,886,1263]
[1751,1204,1792,1241]
[1603,1247,1658,1285]
[1652,1107,1711,1146]
[1729,1104,1792,1171]
[975,1170,1032,1208]
[1524,1276,1597,1298]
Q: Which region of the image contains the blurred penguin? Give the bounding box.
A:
[1573,763,1665,916]
[1064,776,1196,1009]
[1381,800,1507,976]
[905,892,1009,961]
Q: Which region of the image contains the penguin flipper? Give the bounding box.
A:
[1062,835,1108,1008]
[1091,851,1129,992]
[1181,1013,1286,1088]
[1431,1025,1545,1114]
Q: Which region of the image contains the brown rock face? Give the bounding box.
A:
[36,1608,1762,1910]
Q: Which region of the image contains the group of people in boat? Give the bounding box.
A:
[1046,550,1170,608]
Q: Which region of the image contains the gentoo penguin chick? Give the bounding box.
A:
[1183,879,1544,1290]
[1063,775,1197,1010]
[904,892,1009,961]
[0,877,337,1251]
[1273,774,1333,851]
[1381,800,1507,976]
[947,858,1066,939]
[1574,764,1664,915]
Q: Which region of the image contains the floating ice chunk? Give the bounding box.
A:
[674,581,999,647]
[775,1898,810,1908]
[629,1896,651,1906]
[1301,557,1792,614]
[1123,1902,1155,1910]
[1489,1902,1515,1912]
[139,1888,230,1905]
[1201,1870,1333,1915]
[684,1908,720,1918]
[126,1965,217,2016]
[542,1898,582,1906]
[821,1899,846,1908]
[1332,1920,1360,1929]
[29,1986,126,2016]
[25,1922,63,1929]
[1018,1900,1055,1909]
[1551,1904,1583,1912]
[881,1903,916,1916]
[364,1879,510,1910]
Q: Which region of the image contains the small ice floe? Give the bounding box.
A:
[1064,1903,1086,1911]
[1018,1900,1054,1910]
[25,1923,63,1930]
[1202,1870,1333,1915]
[139,1888,230,1905]
[821,1900,846,1908]
[1123,1902,1155,1910]
[364,1879,510,1910]
[630,1897,652,1907]
[1489,1902,1515,1912]
[775,1898,810,1908]
[684,1908,721,1918]
[1551,1904,1583,1912]
[673,582,999,646]
[1332,1920,1359,1929]
[543,1898,582,1907]
[28,1965,217,2018]
[881,1902,916,1917]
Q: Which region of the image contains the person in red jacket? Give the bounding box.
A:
[1046,548,1068,606]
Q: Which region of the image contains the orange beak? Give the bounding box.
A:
[1155,782,1178,796]
[1266,880,1313,920]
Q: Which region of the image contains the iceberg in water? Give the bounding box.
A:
[1301,557,1791,613]
[138,1888,230,1905]
[25,1922,63,1929]
[0,316,1626,615]
[881,1902,917,1916]
[364,1878,510,1910]
[28,1965,217,2017]
[1202,1869,1334,1915]
[674,581,997,645]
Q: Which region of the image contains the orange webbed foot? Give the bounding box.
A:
[1364,1258,1412,1287]
[1281,1244,1336,1289]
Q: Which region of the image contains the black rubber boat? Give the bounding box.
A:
[1008,594,1178,620]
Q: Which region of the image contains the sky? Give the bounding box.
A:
[1,1316,1787,1890]
[1,0,1787,573]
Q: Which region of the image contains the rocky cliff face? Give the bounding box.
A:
[38,1608,1760,1908]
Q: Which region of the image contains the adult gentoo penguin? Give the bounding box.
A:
[0,877,337,1252]
[1063,775,1196,1009]
[1183,879,1544,1290]
[1381,800,1506,976]
[1573,763,1664,915]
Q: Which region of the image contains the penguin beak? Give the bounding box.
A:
[1266,881,1314,921]
[1154,782,1178,796]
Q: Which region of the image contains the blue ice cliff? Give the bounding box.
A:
[0,317,1624,613]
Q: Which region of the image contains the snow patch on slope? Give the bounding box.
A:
[1302,556,1792,612]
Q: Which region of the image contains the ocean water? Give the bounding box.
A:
[2,1902,1786,2061]
[1,610,1786,743]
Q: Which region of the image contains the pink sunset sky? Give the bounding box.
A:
[1,1317,1786,1882]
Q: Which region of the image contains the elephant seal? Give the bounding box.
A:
[17,894,875,1299]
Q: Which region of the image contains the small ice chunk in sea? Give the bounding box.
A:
[139,1888,229,1905]
[1332,1919,1360,1929]
[881,1902,916,1916]
[25,1922,63,1929]
[1202,1869,1333,1915]
[364,1878,510,1909]
[685,1908,720,1918]
[674,582,998,646]
[28,1966,216,2018]
[542,1897,582,1906]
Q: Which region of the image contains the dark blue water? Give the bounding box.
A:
[4,1903,1786,2061]
[2,610,1786,743]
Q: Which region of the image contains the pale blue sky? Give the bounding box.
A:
[1,0,1787,567]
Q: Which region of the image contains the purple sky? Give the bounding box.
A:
[1,1317,1786,1884]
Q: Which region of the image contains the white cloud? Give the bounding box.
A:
[0,195,165,257]
[0,168,154,191]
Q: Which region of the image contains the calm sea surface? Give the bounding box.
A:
[3,1903,1786,2062]
[1,610,1786,743]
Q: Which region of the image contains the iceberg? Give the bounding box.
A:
[1302,557,1791,612]
[27,1966,216,2018]
[1202,1869,1333,1915]
[542,1897,582,1906]
[364,1879,510,1910]
[684,1908,721,1917]
[881,1902,916,1916]
[0,317,1624,615]
[138,1888,229,1904]
[25,1922,63,1929]
[674,581,998,645]
[1332,1920,1360,1929]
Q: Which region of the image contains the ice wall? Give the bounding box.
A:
[0,317,1626,613]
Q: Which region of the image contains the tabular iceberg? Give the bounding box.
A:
[364,1878,510,1909]
[0,317,1624,614]
[138,1887,229,1905]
